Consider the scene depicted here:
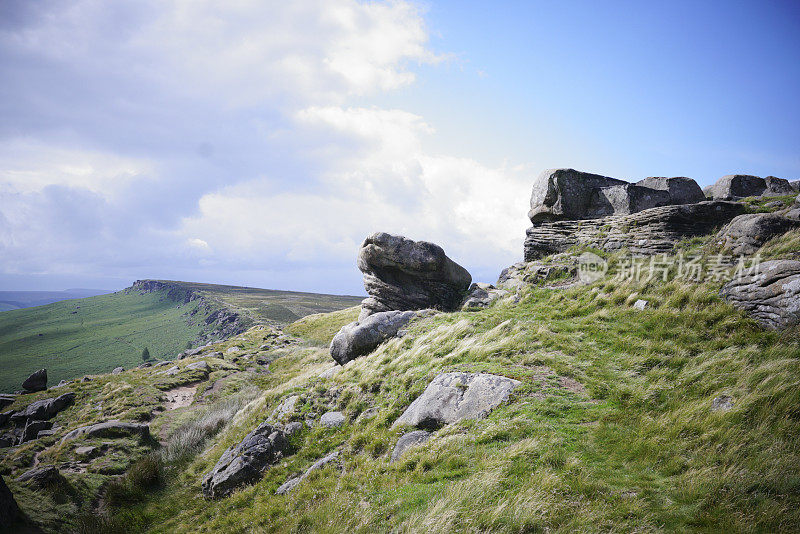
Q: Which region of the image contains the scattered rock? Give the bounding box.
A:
[635,176,706,205]
[162,366,180,376]
[330,310,418,365]
[11,392,75,422]
[0,474,22,531]
[56,379,72,387]
[154,360,172,367]
[186,361,211,373]
[497,260,578,291]
[275,451,339,495]
[21,420,52,443]
[633,299,648,311]
[358,232,472,317]
[137,362,152,369]
[202,421,288,499]
[17,466,65,488]
[112,367,125,375]
[461,283,509,309]
[22,369,47,392]
[75,445,100,459]
[711,395,734,412]
[718,213,798,255]
[271,395,299,421]
[284,422,303,436]
[394,372,520,430]
[318,366,340,379]
[390,430,431,463]
[225,347,239,355]
[61,421,151,443]
[319,411,345,428]
[720,259,800,329]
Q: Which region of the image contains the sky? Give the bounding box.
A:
[1,0,798,295]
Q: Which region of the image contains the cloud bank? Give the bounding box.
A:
[0,0,531,293]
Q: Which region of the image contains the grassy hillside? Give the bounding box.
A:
[0,290,207,393]
[0,289,111,311]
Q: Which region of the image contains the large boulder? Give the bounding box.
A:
[528,168,627,222]
[330,310,417,365]
[11,392,75,423]
[22,369,47,392]
[718,214,798,255]
[635,176,706,205]
[393,372,520,430]
[202,421,288,499]
[707,174,766,200]
[790,181,800,193]
[358,233,471,317]
[720,260,800,329]
[17,466,66,489]
[21,420,52,443]
[0,474,22,531]
[764,176,795,196]
[586,184,672,217]
[61,421,150,443]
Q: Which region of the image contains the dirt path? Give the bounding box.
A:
[164,384,198,411]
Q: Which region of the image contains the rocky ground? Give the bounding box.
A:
[1,170,799,533]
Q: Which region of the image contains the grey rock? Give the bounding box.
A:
[330,310,417,365]
[284,422,303,436]
[56,379,72,387]
[633,299,648,310]
[358,232,472,317]
[707,174,767,200]
[764,176,795,196]
[720,260,800,329]
[137,362,152,369]
[358,407,379,421]
[790,180,800,193]
[0,394,15,410]
[37,429,55,439]
[764,200,785,209]
[271,395,299,421]
[21,420,52,443]
[720,260,800,330]
[75,445,100,458]
[587,184,671,217]
[0,411,11,427]
[718,213,798,255]
[390,430,431,462]
[186,361,211,374]
[319,411,345,428]
[461,283,509,310]
[202,421,288,499]
[112,367,125,375]
[635,176,706,205]
[394,372,520,430]
[497,259,579,291]
[61,420,151,443]
[22,369,47,392]
[318,365,340,379]
[711,395,734,412]
[528,168,627,222]
[275,451,339,495]
[525,201,745,261]
[162,365,180,376]
[12,392,75,423]
[0,474,22,531]
[0,434,14,448]
[154,360,172,367]
[17,466,65,488]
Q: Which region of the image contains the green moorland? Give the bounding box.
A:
[0,290,210,394]
[4,223,797,533]
[0,282,364,393]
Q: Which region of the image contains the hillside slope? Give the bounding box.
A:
[0,281,363,393]
[0,289,111,312]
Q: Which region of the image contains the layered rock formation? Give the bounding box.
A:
[358,233,472,317]
[720,260,800,329]
[717,213,799,255]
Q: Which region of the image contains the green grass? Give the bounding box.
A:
[0,290,208,393]
[284,306,361,345]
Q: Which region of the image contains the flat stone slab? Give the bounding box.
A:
[393,372,520,430]
[61,421,151,443]
[319,411,345,428]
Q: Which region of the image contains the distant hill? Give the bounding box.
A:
[0,280,363,392]
[0,288,111,311]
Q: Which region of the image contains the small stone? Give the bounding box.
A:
[633,299,648,310]
[319,411,345,428]
[112,367,124,375]
[390,430,431,462]
[712,395,734,412]
[284,422,303,436]
[75,445,100,459]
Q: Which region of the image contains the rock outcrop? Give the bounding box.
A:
[635,177,706,205]
[461,283,509,309]
[330,310,418,365]
[22,369,47,392]
[528,168,628,222]
[0,395,15,410]
[720,260,800,329]
[394,372,520,430]
[202,421,288,499]
[16,466,65,488]
[586,184,672,217]
[717,213,798,255]
[358,233,472,317]
[525,201,745,260]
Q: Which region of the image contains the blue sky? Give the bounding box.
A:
[0,0,798,294]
